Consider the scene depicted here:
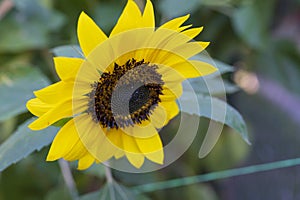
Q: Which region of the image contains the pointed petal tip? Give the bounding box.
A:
[205,62,218,75]
[153,158,164,165]
[79,11,87,18]
[77,165,87,170]
[77,160,94,170]
[46,154,58,162]
[133,161,144,169]
[145,149,164,165]
[114,150,125,159]
[142,0,155,27]
[26,100,33,112]
[27,117,51,131]
[32,90,38,97]
[200,41,210,50]
[77,10,108,56]
[78,11,89,24]
[27,123,34,130]
[126,153,145,168]
[28,122,42,131]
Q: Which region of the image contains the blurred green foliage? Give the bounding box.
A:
[0,0,300,199]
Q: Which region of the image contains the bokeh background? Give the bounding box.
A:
[0,0,300,199]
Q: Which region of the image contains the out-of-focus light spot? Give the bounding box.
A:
[234,69,259,94]
[0,0,14,20]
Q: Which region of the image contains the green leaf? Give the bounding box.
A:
[133,158,300,193]
[51,45,83,58]
[0,66,50,122]
[0,118,58,172]
[184,56,238,95]
[0,0,65,52]
[80,181,150,200]
[180,93,250,144]
[184,77,239,95]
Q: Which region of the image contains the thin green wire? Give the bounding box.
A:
[133,157,300,193]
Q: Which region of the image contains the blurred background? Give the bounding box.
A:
[0,0,300,199]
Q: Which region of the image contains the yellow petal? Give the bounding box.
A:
[177,24,192,32]
[160,87,179,101]
[161,82,183,101]
[150,105,168,129]
[110,0,142,36]
[106,128,123,149]
[171,63,201,79]
[102,28,153,66]
[64,141,88,161]
[188,60,218,76]
[171,41,208,59]
[77,153,95,170]
[121,132,141,154]
[114,150,125,159]
[181,27,203,40]
[160,101,179,121]
[142,0,155,28]
[71,59,101,99]
[198,41,210,50]
[146,149,164,165]
[125,152,145,168]
[26,98,53,117]
[106,123,125,159]
[46,119,86,161]
[144,30,186,55]
[135,132,163,154]
[121,121,157,138]
[170,59,217,79]
[28,99,73,130]
[144,48,189,72]
[160,14,190,30]
[33,81,73,104]
[122,132,145,168]
[159,65,185,82]
[135,132,164,164]
[148,27,203,53]
[77,12,108,57]
[74,114,115,163]
[93,133,117,163]
[54,57,84,81]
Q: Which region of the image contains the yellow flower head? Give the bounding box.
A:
[26,0,217,170]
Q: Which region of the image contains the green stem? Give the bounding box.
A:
[105,165,114,184]
[58,159,79,200]
[133,157,300,193]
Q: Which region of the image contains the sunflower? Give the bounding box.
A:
[26,0,217,170]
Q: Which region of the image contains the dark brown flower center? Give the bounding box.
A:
[87,59,164,129]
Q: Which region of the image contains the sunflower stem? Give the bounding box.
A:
[58,159,79,200]
[105,165,114,184]
[133,157,300,193]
